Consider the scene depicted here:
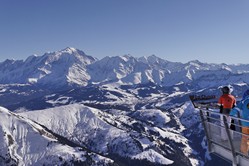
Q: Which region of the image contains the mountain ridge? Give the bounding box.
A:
[1,47,249,90]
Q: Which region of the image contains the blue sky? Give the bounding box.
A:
[0,0,249,64]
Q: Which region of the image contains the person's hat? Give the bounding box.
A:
[221,86,230,94]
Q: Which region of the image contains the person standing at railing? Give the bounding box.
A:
[230,89,249,155]
[218,85,236,141]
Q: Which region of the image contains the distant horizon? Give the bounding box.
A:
[0,46,247,65]
[1,0,249,64]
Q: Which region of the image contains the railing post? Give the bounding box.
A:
[206,110,210,122]
[237,112,242,133]
[223,115,237,166]
[200,109,212,152]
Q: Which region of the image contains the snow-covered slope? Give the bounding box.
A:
[0,77,242,165]
[0,106,113,166]
[20,103,181,165]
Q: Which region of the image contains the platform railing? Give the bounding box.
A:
[199,109,249,166]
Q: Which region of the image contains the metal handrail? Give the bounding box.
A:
[199,108,249,166]
[201,108,249,124]
[200,114,243,129]
[189,95,249,165]
[200,109,249,138]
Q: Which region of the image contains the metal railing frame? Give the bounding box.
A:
[199,108,249,166]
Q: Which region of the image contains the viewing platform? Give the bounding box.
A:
[190,95,249,166]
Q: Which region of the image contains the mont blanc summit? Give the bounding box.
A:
[0,47,96,87]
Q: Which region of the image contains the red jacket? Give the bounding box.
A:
[218,94,236,109]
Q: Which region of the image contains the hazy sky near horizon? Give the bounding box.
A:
[0,0,249,64]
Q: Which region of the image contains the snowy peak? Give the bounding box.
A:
[118,54,134,62]
[36,48,97,87]
[184,60,209,70]
[0,48,97,87]
[60,47,78,54]
[138,54,168,65]
[88,55,140,82]
[186,60,202,67]
[42,47,96,65]
[100,54,136,64]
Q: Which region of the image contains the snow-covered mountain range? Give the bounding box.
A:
[0,47,248,165]
[1,47,249,89]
